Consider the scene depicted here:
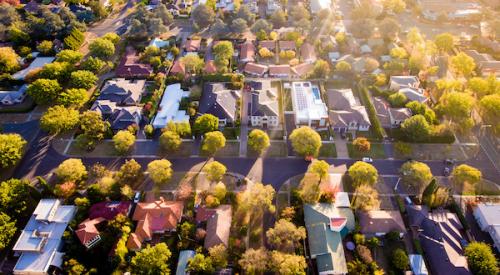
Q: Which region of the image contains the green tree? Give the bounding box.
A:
[270,10,287,28]
[147,159,173,186]
[64,28,85,50]
[180,54,204,74]
[352,184,380,211]
[406,101,436,124]
[38,61,73,82]
[64,259,90,275]
[0,212,16,251]
[335,60,352,74]
[187,254,215,274]
[37,40,54,55]
[289,4,310,21]
[378,17,400,40]
[55,158,87,182]
[0,47,20,73]
[266,219,306,252]
[451,52,476,78]
[56,49,83,64]
[390,47,408,59]
[437,92,475,130]
[80,110,109,142]
[401,114,431,142]
[248,129,270,154]
[191,4,215,29]
[400,161,433,194]
[298,173,321,204]
[464,242,499,275]
[239,248,269,274]
[27,79,62,104]
[270,251,307,275]
[202,131,226,155]
[40,105,80,134]
[130,243,172,275]
[159,130,181,152]
[479,94,500,135]
[203,161,227,181]
[452,164,482,187]
[388,92,407,107]
[57,88,87,107]
[353,137,371,153]
[89,38,115,59]
[311,59,331,78]
[194,114,219,134]
[348,161,378,187]
[102,32,120,44]
[213,41,234,72]
[0,133,26,168]
[251,19,273,34]
[289,126,322,157]
[116,159,143,186]
[80,57,105,73]
[231,18,248,34]
[112,130,136,154]
[239,183,276,217]
[392,248,409,270]
[237,4,255,24]
[155,3,174,25]
[422,178,449,208]
[209,244,228,269]
[70,70,98,89]
[0,179,37,217]
[434,33,454,52]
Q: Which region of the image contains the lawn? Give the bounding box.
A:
[222,127,240,140]
[319,143,337,158]
[460,180,500,196]
[265,141,288,157]
[347,143,386,159]
[214,141,240,157]
[67,141,119,157]
[162,141,195,157]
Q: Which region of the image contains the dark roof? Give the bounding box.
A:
[98,79,145,105]
[116,47,153,78]
[109,108,141,130]
[406,205,428,227]
[199,83,240,121]
[250,91,279,117]
[88,201,131,220]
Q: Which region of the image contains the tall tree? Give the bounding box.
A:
[239,182,275,217]
[437,92,475,131]
[202,131,226,155]
[400,161,432,194]
[213,41,234,72]
[203,161,227,182]
[450,52,476,78]
[352,184,380,211]
[116,159,143,186]
[40,105,79,134]
[348,161,378,187]
[130,243,172,275]
[159,130,181,152]
[270,251,307,275]
[194,114,219,135]
[112,130,136,155]
[0,133,26,168]
[0,47,20,73]
[27,79,62,105]
[464,242,499,275]
[248,129,270,154]
[239,248,269,274]
[0,212,16,251]
[479,94,500,135]
[400,115,431,142]
[289,126,322,157]
[266,219,306,252]
[452,164,482,187]
[434,33,454,52]
[191,4,215,29]
[147,159,173,186]
[55,158,87,182]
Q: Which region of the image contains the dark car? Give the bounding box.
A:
[444,159,455,165]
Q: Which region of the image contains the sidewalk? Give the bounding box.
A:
[334,135,349,158]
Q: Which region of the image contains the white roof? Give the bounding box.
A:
[152,83,190,129]
[291,82,328,125]
[409,254,429,275]
[12,57,55,80]
[476,203,500,226]
[399,87,427,103]
[13,199,75,274]
[149,37,170,48]
[334,192,350,208]
[310,0,331,13]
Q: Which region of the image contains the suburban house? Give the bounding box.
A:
[399,88,428,103]
[473,203,500,252]
[326,89,371,132]
[278,40,296,51]
[304,203,355,275]
[266,0,280,14]
[204,205,232,249]
[199,83,241,127]
[12,56,55,80]
[310,0,331,13]
[289,81,329,129]
[152,83,190,129]
[149,37,170,49]
[300,43,317,63]
[0,85,28,105]
[239,41,256,63]
[259,40,276,51]
[292,63,314,78]
[12,199,76,275]
[406,205,471,275]
[215,0,235,11]
[464,50,500,77]
[358,210,407,237]
[127,198,184,251]
[247,80,280,128]
[409,254,429,275]
[183,39,201,53]
[116,47,153,78]
[389,75,420,91]
[176,250,196,275]
[170,60,186,75]
[268,65,292,78]
[243,62,268,77]
[75,201,131,249]
[91,78,145,131]
[373,97,411,128]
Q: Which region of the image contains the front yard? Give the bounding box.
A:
[347,143,386,159]
[319,143,337,158]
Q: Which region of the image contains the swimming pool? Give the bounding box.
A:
[312,86,321,100]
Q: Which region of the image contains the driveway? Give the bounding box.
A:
[334,134,349,158]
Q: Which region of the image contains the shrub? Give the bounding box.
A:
[392,249,409,271]
[353,233,365,245]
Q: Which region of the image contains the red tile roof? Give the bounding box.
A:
[204,60,217,73]
[279,40,296,50]
[244,62,268,76]
[240,42,255,62]
[88,201,131,220]
[170,60,185,75]
[75,217,105,247]
[184,39,201,52]
[259,40,276,50]
[268,64,291,76]
[116,47,153,78]
[292,63,314,78]
[196,206,217,223]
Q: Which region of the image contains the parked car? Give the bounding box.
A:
[444,159,455,165]
[362,157,373,163]
[133,191,141,203]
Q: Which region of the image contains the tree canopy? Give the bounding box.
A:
[400,161,433,194]
[112,130,136,155]
[289,126,322,157]
[202,131,226,156]
[348,161,379,187]
[191,4,215,29]
[203,161,227,182]
[159,130,181,152]
[266,219,306,252]
[27,78,62,105]
[130,243,172,275]
[55,158,87,182]
[40,105,80,134]
[452,164,482,187]
[147,159,173,186]
[248,129,270,154]
[0,133,26,168]
[464,242,499,275]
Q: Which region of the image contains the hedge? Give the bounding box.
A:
[390,128,455,144]
[357,83,385,140]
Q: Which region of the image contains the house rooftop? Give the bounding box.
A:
[244,62,268,76]
[249,80,279,117]
[199,82,240,122]
[204,205,232,249]
[152,83,190,129]
[98,78,146,105]
[116,47,153,78]
[12,57,55,80]
[358,210,407,234]
[291,81,328,125]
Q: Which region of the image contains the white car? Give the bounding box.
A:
[133,191,141,203]
[362,157,373,163]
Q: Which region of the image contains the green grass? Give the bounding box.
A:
[265,141,288,157]
[461,180,500,196]
[203,141,240,157]
[347,143,386,159]
[162,142,195,157]
[222,127,240,140]
[67,141,119,157]
[319,143,337,158]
